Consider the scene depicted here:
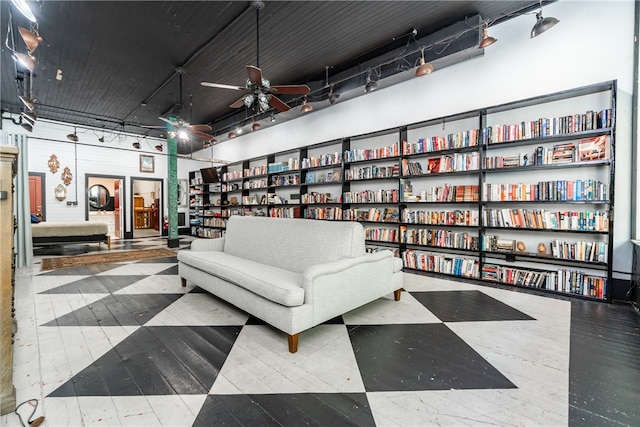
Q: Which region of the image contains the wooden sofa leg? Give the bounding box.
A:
[180,277,187,287]
[288,334,299,353]
[107,235,111,250]
[394,289,402,301]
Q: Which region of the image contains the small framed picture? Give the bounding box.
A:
[140,154,154,173]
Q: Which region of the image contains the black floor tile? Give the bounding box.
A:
[48,326,241,397]
[569,301,640,427]
[40,294,183,326]
[412,290,535,322]
[194,393,374,427]
[156,265,179,275]
[349,323,516,392]
[38,275,145,294]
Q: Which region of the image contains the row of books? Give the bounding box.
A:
[344,144,400,163]
[343,208,399,223]
[482,264,606,298]
[192,227,224,239]
[243,178,268,189]
[401,209,479,226]
[486,108,611,144]
[400,227,479,250]
[366,246,400,257]
[305,169,341,184]
[482,208,609,231]
[268,207,301,218]
[271,174,300,187]
[304,207,342,220]
[301,153,342,169]
[402,250,479,278]
[482,180,608,202]
[402,184,479,203]
[343,189,400,204]
[364,227,399,243]
[301,192,338,204]
[268,158,299,173]
[202,217,226,228]
[550,239,608,263]
[222,170,243,181]
[345,165,399,180]
[245,165,269,177]
[402,130,481,154]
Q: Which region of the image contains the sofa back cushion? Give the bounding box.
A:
[223,216,366,273]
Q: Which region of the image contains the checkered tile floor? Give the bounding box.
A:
[0,237,588,425]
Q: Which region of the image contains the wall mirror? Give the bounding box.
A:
[54,184,67,201]
[88,184,110,209]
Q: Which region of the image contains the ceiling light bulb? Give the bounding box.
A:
[10,0,37,22]
[531,11,559,38]
[178,129,189,141]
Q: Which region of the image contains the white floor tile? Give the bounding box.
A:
[145,293,249,326]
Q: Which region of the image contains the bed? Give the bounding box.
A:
[32,222,111,250]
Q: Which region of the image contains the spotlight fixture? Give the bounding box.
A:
[19,95,36,111]
[269,114,276,123]
[132,142,141,149]
[155,144,163,152]
[364,70,378,93]
[18,27,43,53]
[98,136,104,142]
[66,128,78,142]
[20,122,33,133]
[531,2,559,38]
[252,122,261,132]
[415,48,434,77]
[10,0,37,22]
[328,90,340,105]
[300,97,313,113]
[478,23,497,49]
[13,52,36,72]
[228,131,237,139]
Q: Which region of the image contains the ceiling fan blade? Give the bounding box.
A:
[268,95,290,113]
[230,97,246,108]
[271,85,311,95]
[140,124,165,129]
[192,130,214,141]
[188,124,212,131]
[158,116,177,125]
[201,82,244,91]
[246,65,263,86]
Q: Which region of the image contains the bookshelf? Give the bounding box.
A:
[191,80,616,301]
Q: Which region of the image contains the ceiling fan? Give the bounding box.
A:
[200,1,310,113]
[145,68,214,142]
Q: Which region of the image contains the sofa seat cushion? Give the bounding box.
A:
[178,251,304,307]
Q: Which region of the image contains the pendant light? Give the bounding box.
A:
[364,69,378,93]
[415,48,434,77]
[300,97,313,113]
[66,128,79,142]
[10,0,37,22]
[478,23,497,49]
[18,27,43,53]
[531,1,559,38]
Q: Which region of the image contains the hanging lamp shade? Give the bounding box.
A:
[19,96,35,111]
[252,122,261,132]
[14,52,36,72]
[155,144,163,152]
[478,28,497,49]
[531,12,559,38]
[21,111,36,125]
[66,133,78,142]
[10,0,37,22]
[18,27,43,53]
[415,57,434,77]
[300,97,313,113]
[132,142,141,149]
[20,122,33,133]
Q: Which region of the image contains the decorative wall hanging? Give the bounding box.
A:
[48,154,59,174]
[61,166,72,185]
[140,154,154,173]
[54,184,66,201]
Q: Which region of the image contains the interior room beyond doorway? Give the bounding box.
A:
[132,178,162,238]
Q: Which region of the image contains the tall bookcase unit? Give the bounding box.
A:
[189,80,616,301]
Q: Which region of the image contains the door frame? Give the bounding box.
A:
[86,173,126,238]
[28,171,46,221]
[130,177,163,238]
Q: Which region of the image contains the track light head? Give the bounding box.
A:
[19,96,36,111]
[20,122,33,132]
[21,111,36,125]
[252,122,261,132]
[300,97,313,113]
[66,133,78,142]
[478,28,497,49]
[155,144,163,152]
[132,142,141,149]
[98,136,105,142]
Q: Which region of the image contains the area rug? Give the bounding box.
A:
[41,248,177,271]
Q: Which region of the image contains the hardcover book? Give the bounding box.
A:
[578,135,607,161]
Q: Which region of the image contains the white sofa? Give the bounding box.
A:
[177,215,403,353]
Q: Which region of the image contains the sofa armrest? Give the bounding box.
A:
[189,237,225,252]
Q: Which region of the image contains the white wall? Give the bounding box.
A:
[1,118,207,235]
[204,0,636,279]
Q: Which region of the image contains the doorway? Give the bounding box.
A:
[131,178,163,238]
[28,172,46,221]
[86,174,125,241]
